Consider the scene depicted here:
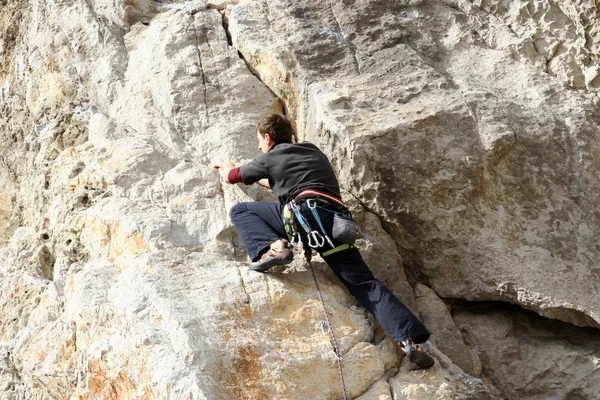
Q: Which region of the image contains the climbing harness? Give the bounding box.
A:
[305,248,349,400]
[289,199,327,248]
[295,189,346,207]
[282,190,356,257]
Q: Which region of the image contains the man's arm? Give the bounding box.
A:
[213,155,268,185]
[211,161,236,184]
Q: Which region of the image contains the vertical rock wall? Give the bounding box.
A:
[229,0,600,328]
[0,0,599,399]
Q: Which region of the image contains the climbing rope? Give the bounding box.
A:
[305,248,349,400]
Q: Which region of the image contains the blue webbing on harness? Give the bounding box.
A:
[284,198,355,255]
[307,199,335,248]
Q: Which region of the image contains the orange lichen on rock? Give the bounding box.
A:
[217,346,267,400]
[87,356,156,399]
[107,220,148,260]
[81,215,149,261]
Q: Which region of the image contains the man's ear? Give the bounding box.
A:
[264,133,274,145]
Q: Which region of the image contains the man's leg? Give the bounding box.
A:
[230,202,287,262]
[322,248,430,345]
[322,248,434,368]
[294,202,433,367]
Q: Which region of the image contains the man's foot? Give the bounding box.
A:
[249,245,293,272]
[402,340,435,370]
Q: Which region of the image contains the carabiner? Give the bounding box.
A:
[290,231,303,250]
[308,230,325,248]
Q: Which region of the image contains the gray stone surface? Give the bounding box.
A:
[414,284,481,377]
[229,0,600,328]
[1,0,599,398]
[454,303,600,400]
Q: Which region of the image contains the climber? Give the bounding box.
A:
[212,114,435,370]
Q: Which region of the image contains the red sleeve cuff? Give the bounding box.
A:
[227,167,245,184]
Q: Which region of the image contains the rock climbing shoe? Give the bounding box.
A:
[249,246,293,272]
[403,341,435,370]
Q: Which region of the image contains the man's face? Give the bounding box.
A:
[256,130,271,153]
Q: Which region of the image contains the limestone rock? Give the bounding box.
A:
[0,2,406,397]
[228,0,600,329]
[36,245,54,281]
[2,234,397,399]
[414,284,481,377]
[455,0,600,89]
[2,0,600,398]
[356,379,392,400]
[454,304,600,400]
[390,342,500,400]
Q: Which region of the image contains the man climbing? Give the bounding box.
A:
[212,114,435,370]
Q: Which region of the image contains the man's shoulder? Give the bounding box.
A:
[274,141,320,152]
[297,141,317,147]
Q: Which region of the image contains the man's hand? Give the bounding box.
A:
[212,161,236,184]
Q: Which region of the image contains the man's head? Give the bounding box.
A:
[256,114,295,153]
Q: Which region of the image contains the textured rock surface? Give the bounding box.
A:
[0,1,432,398]
[229,0,600,329]
[1,0,599,398]
[414,284,481,377]
[454,303,600,400]
[389,341,501,400]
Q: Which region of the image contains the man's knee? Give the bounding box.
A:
[325,250,376,286]
[339,270,377,287]
[229,202,249,221]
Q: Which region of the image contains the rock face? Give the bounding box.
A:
[454,303,600,400]
[0,0,599,399]
[229,0,600,329]
[414,284,481,377]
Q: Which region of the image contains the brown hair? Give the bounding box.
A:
[257,114,296,144]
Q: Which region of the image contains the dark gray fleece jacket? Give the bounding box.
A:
[230,142,341,204]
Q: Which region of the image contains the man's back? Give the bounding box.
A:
[240,142,341,203]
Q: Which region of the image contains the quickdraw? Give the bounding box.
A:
[283,204,303,250]
[288,200,326,249]
[282,192,355,256]
[307,199,335,248]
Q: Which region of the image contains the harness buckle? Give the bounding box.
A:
[288,200,298,210]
